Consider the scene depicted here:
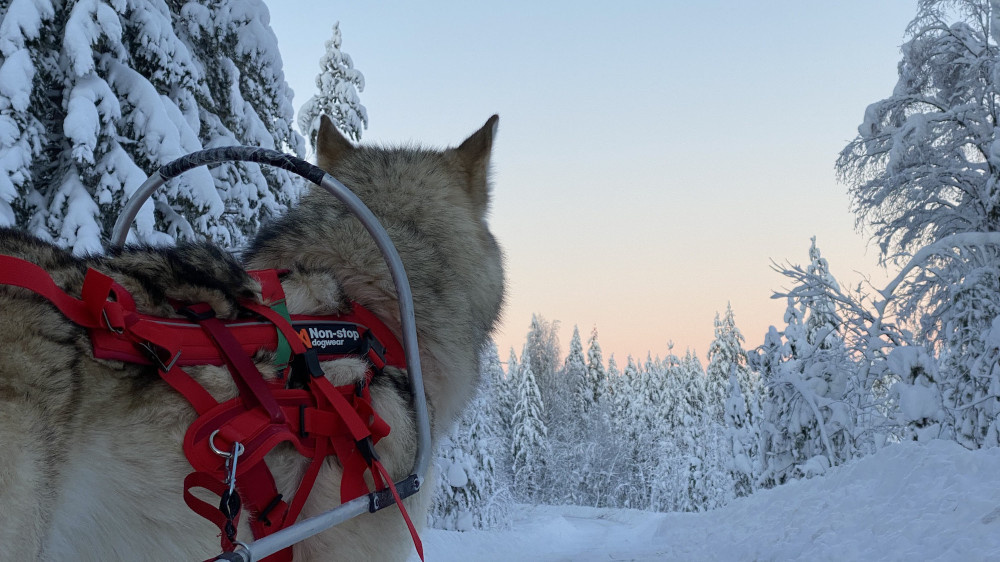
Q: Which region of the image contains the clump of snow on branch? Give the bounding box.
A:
[0,0,304,252]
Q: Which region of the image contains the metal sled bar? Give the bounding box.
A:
[110,147,432,562]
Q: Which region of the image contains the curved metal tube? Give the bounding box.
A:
[109,147,431,562]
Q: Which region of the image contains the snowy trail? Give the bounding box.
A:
[410,440,1000,561]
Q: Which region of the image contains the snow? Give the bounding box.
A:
[0,49,34,112]
[987,316,1000,350]
[445,461,468,489]
[0,0,55,55]
[410,440,1000,561]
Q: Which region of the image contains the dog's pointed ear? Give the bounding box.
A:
[316,115,355,172]
[452,114,499,213]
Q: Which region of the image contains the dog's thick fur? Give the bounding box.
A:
[0,115,505,560]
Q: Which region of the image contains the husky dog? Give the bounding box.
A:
[0,115,505,560]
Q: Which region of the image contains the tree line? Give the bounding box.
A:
[433,0,1000,526]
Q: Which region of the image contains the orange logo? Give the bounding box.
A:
[298,329,312,348]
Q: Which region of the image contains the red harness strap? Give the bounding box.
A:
[0,255,422,561]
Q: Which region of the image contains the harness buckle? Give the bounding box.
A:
[101,308,124,334]
[138,341,181,372]
[361,329,387,369]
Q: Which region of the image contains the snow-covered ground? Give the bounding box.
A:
[411,440,1000,561]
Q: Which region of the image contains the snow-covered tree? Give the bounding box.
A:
[675,349,733,511]
[563,326,589,413]
[706,303,751,424]
[759,240,858,485]
[887,345,950,443]
[430,342,512,531]
[611,355,649,509]
[584,328,607,411]
[916,241,1000,448]
[494,347,519,479]
[525,314,562,406]
[298,21,367,148]
[725,369,759,497]
[837,0,1000,264]
[607,354,619,378]
[803,237,841,349]
[0,0,304,253]
[566,328,621,507]
[544,325,590,505]
[704,305,761,499]
[510,344,549,501]
[837,0,1000,450]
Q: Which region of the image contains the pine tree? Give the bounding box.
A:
[430,342,512,530]
[643,356,676,512]
[706,303,751,424]
[584,327,607,411]
[563,326,589,414]
[676,349,733,511]
[606,354,620,398]
[524,314,562,407]
[614,355,647,509]
[545,325,589,505]
[706,303,758,497]
[0,1,304,252]
[725,369,758,497]
[556,326,620,508]
[494,346,519,483]
[510,344,549,501]
[298,21,367,149]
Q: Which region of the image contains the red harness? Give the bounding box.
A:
[0,256,423,561]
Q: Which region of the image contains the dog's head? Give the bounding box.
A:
[296,115,506,349]
[315,113,498,223]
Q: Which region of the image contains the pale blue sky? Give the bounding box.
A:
[268,1,916,362]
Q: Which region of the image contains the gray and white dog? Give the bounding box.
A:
[0,114,505,560]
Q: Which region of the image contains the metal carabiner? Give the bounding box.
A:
[209,430,245,497]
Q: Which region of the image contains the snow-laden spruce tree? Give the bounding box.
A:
[524,314,562,413]
[725,369,759,497]
[701,306,757,500]
[584,328,607,411]
[510,344,549,502]
[611,355,649,509]
[562,326,589,417]
[298,21,367,150]
[837,0,1000,449]
[680,350,733,511]
[757,239,857,485]
[705,305,760,498]
[494,347,520,483]
[563,328,621,508]
[545,326,590,505]
[0,0,304,253]
[706,303,752,424]
[430,342,512,531]
[645,354,684,512]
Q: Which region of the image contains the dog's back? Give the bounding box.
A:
[0,115,505,560]
[0,229,263,558]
